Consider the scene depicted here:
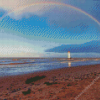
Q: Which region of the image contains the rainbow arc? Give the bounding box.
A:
[0,1,100,26]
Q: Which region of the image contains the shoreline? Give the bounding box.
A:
[1,64,100,78]
[0,62,100,78]
[0,64,100,99]
[0,58,100,78]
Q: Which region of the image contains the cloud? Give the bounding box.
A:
[45,40,100,53]
[0,0,98,23]
[0,0,60,14]
[0,0,100,35]
[0,51,42,57]
[0,44,44,57]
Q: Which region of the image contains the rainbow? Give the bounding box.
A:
[0,1,100,26]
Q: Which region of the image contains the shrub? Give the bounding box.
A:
[25,75,46,84]
[22,88,31,95]
[44,82,58,85]
[67,83,72,86]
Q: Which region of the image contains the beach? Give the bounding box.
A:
[0,64,100,100]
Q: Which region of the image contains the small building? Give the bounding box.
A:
[68,51,71,59]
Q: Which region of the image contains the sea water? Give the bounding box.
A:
[0,58,100,77]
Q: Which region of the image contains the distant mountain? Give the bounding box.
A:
[45,40,100,53]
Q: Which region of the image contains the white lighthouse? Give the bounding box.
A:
[68,51,71,59]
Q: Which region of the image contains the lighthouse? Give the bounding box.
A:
[68,51,71,59]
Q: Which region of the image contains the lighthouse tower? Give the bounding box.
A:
[68,51,71,59]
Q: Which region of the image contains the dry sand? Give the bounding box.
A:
[0,64,100,100]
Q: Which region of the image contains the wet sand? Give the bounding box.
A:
[0,58,100,65]
[0,62,34,65]
[0,64,100,100]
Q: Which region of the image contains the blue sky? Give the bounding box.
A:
[0,0,100,57]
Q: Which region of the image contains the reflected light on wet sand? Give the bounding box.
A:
[68,62,71,67]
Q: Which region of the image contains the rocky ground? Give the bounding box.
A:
[0,64,100,100]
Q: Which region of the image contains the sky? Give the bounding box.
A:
[0,0,100,57]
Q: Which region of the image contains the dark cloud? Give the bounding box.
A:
[0,8,7,18]
[91,3,100,22]
[44,6,91,28]
[66,0,100,22]
[40,5,100,35]
[0,1,99,39]
[45,40,100,53]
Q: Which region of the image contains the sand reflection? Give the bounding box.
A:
[68,62,71,67]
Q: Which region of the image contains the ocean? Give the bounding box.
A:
[0,58,100,77]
